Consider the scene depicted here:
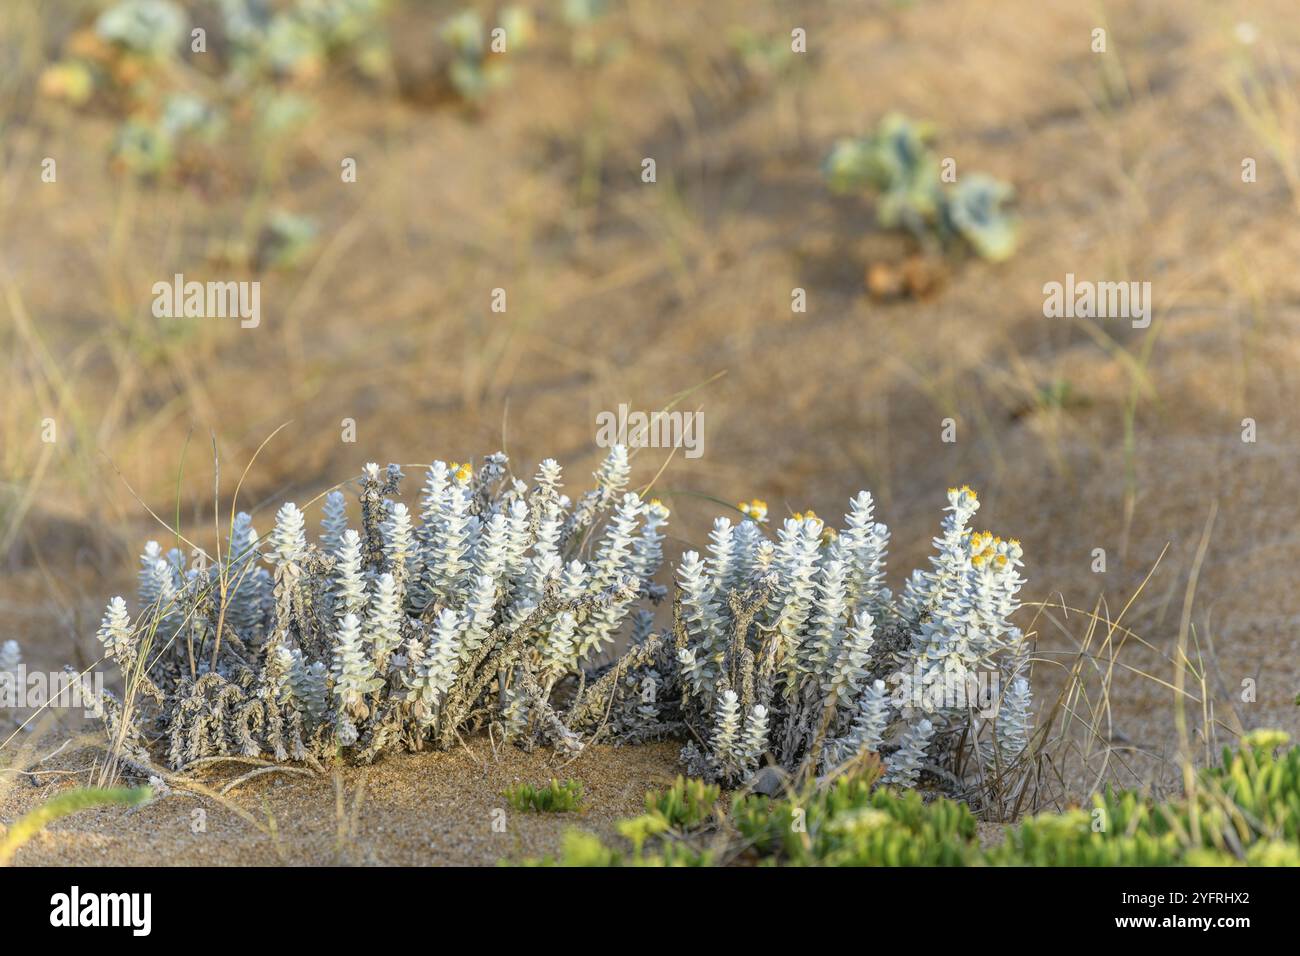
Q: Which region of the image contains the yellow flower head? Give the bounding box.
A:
[947,485,979,509]
[738,499,769,522]
[648,498,670,517]
[451,462,473,483]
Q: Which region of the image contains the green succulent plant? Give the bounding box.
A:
[505,778,584,813]
[733,778,980,866]
[644,776,720,829]
[518,732,1300,867]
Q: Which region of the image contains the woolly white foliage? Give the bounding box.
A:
[89,451,1029,798]
[710,689,742,770]
[824,610,874,706]
[706,517,736,593]
[997,675,1032,763]
[824,678,890,769]
[227,512,271,638]
[884,717,935,788]
[333,529,368,621]
[841,490,890,612]
[96,596,135,666]
[740,704,770,767]
[270,502,307,566]
[321,491,349,555]
[539,610,577,681]
[93,447,664,768]
[366,572,403,668]
[137,540,180,640]
[574,492,644,659]
[332,612,382,725]
[772,517,822,652]
[701,693,769,781]
[0,640,21,675]
[404,608,462,725]
[287,648,328,725]
[805,551,848,675]
[670,485,1031,792]
[458,573,498,664]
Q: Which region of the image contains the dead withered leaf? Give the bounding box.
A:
[865,255,947,302]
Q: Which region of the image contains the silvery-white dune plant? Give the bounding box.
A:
[86,449,1032,798]
[665,485,1032,790]
[91,449,661,769]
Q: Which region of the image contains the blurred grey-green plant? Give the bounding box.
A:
[439,6,534,101]
[825,113,1018,262]
[42,0,391,180]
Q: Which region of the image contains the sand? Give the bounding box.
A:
[1,732,684,866]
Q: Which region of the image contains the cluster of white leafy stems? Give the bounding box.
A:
[673,485,1032,786]
[90,449,1033,793]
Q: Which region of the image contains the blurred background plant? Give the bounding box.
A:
[825,113,1018,264]
[39,0,392,184]
[0,785,150,865]
[438,5,534,102]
